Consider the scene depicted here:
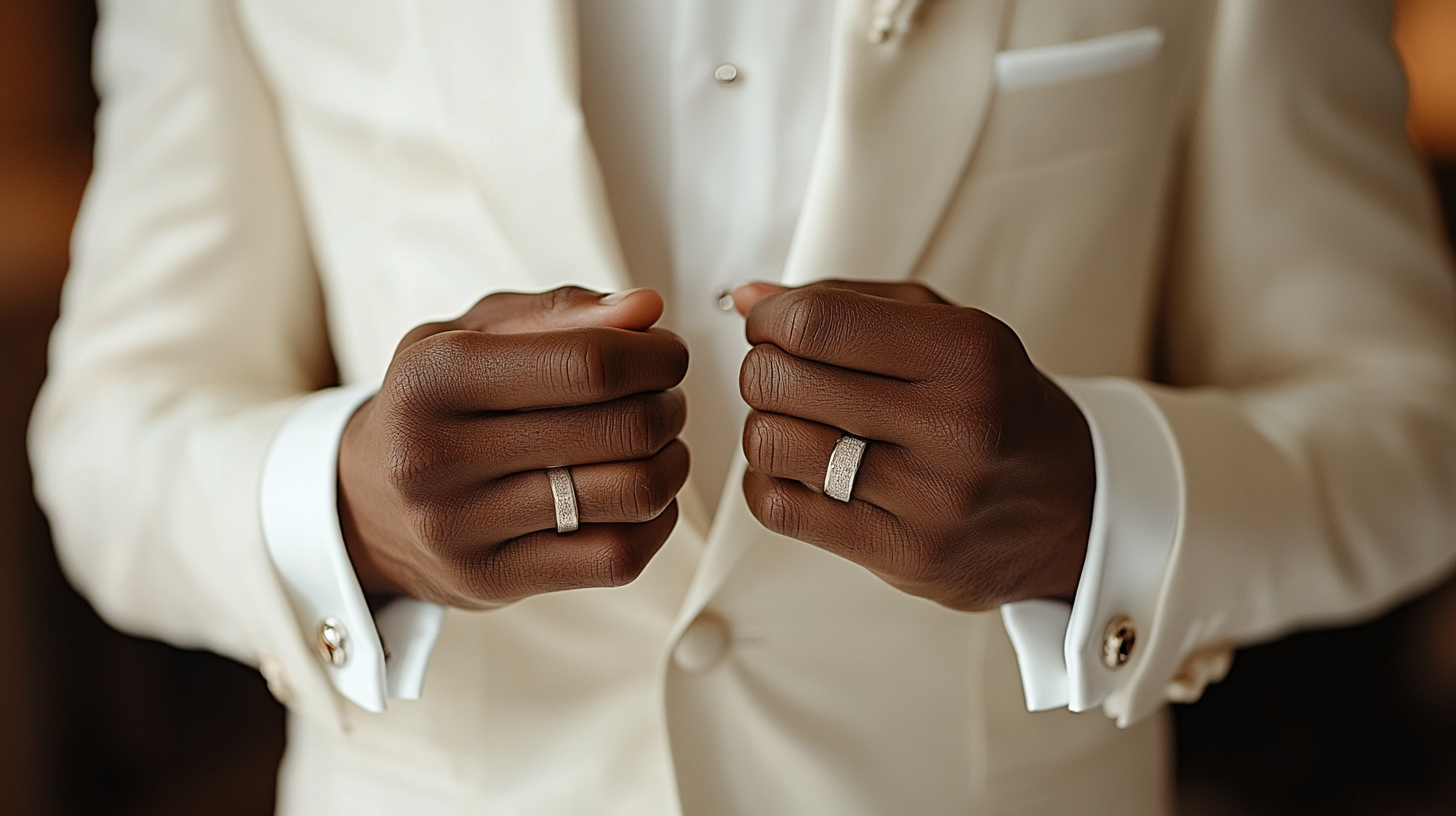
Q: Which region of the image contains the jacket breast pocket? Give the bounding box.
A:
[970,26,1176,173]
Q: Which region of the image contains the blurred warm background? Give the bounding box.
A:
[0,2,1452,814]
[0,3,283,815]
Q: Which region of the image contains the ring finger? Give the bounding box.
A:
[742,410,919,515]
[444,439,691,544]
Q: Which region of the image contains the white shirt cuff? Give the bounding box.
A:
[260,384,447,712]
[1000,377,1181,715]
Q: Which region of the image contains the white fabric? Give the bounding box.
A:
[999,599,1072,710]
[261,383,444,709]
[1059,378,1183,713]
[261,0,1179,716]
[993,25,1166,90]
[260,385,386,710]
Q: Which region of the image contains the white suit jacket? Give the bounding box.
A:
[30,1,1456,814]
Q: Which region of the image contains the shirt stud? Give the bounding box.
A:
[317,618,349,666]
[713,63,739,84]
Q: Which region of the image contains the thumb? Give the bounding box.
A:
[731,281,788,316]
[461,286,666,335]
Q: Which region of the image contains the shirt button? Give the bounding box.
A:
[713,288,736,312]
[674,611,733,673]
[317,618,349,667]
[713,63,739,84]
[1101,615,1137,670]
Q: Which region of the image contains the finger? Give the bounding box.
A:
[460,286,666,335]
[397,287,666,351]
[742,410,921,514]
[449,502,680,602]
[400,390,687,488]
[742,468,909,579]
[732,280,948,316]
[797,279,949,305]
[744,285,966,381]
[731,282,787,315]
[478,440,690,538]
[391,325,688,413]
[739,343,926,446]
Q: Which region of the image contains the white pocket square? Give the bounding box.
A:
[994,26,1164,90]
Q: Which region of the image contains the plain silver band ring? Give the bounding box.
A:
[546,467,580,533]
[824,435,867,503]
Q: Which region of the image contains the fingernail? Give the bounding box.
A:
[599,287,648,306]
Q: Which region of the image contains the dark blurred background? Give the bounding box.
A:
[0,2,1453,814]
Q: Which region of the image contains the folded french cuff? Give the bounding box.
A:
[1000,599,1072,710]
[1000,376,1182,721]
[261,383,446,713]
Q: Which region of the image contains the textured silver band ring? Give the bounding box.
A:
[546,467,580,533]
[824,435,868,503]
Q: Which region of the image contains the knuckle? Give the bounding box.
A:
[952,310,1019,378]
[604,397,662,459]
[382,430,436,495]
[391,334,470,412]
[740,346,791,409]
[594,536,651,587]
[403,495,457,553]
[550,335,610,402]
[752,482,804,539]
[623,464,672,521]
[449,549,504,601]
[780,291,838,359]
[396,320,451,353]
[743,414,788,473]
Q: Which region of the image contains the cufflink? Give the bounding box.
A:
[317,618,349,666]
[1101,615,1136,670]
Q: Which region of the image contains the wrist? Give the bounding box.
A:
[336,395,408,598]
[1030,375,1095,603]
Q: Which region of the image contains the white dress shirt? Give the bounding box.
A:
[260,0,1180,717]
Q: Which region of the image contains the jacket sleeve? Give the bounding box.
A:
[1104,0,1456,725]
[28,0,347,725]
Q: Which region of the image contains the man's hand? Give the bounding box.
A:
[733,281,1093,612]
[339,286,690,609]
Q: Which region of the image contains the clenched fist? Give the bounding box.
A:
[734,281,1094,612]
[339,286,690,609]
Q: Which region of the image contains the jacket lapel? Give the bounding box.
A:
[674,0,1010,633]
[410,0,631,294]
[784,0,1008,286]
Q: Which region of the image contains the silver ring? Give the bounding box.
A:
[824,435,867,502]
[546,467,580,533]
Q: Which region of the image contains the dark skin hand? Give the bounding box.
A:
[733,280,1094,611]
[338,286,690,609]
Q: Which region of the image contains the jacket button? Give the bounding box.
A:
[318,618,349,666]
[1101,615,1137,670]
[259,655,294,703]
[674,611,732,673]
